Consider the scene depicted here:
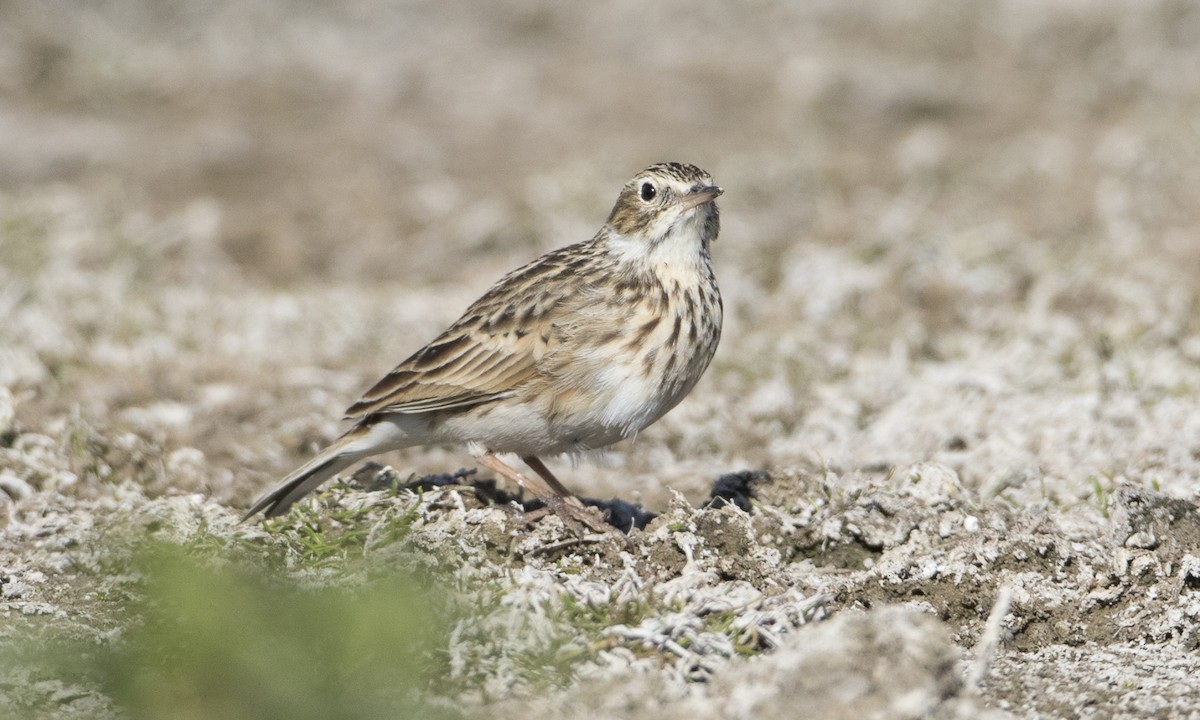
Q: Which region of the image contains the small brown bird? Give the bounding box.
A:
[244,162,723,533]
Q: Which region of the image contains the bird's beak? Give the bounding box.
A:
[678,184,723,211]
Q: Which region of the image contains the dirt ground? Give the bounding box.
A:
[2,1,1200,718]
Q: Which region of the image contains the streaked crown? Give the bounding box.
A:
[606,162,722,240]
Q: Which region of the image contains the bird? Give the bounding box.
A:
[243,162,723,534]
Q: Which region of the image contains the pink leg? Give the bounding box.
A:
[522,455,584,508]
[474,452,614,535]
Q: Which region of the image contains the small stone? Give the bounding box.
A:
[1124,531,1158,550]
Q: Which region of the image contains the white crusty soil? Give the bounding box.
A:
[2,1,1199,717]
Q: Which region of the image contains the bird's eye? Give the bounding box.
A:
[639,182,657,202]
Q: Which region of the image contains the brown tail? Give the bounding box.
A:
[242,431,375,520]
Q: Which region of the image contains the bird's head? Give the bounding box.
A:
[605,162,722,251]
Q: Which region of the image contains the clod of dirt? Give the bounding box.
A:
[705,470,769,512]
[706,606,1007,720]
[1109,485,1200,565]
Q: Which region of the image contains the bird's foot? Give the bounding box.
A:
[549,495,620,536]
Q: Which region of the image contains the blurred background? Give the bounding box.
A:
[2,0,1199,509]
[6,0,1193,286]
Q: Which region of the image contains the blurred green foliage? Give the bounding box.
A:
[3,543,461,720]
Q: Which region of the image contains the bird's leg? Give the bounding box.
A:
[474,452,588,536]
[474,452,555,498]
[521,456,583,507]
[472,452,613,535]
[522,455,619,536]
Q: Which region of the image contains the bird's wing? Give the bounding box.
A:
[343,328,541,418]
[344,242,602,420]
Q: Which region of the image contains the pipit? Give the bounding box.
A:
[244,162,723,533]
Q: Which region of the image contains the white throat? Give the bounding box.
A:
[607,208,712,272]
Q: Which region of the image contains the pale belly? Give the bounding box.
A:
[434,399,630,456]
[432,272,720,457]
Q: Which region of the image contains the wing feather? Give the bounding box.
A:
[344,241,603,420]
[344,326,538,418]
